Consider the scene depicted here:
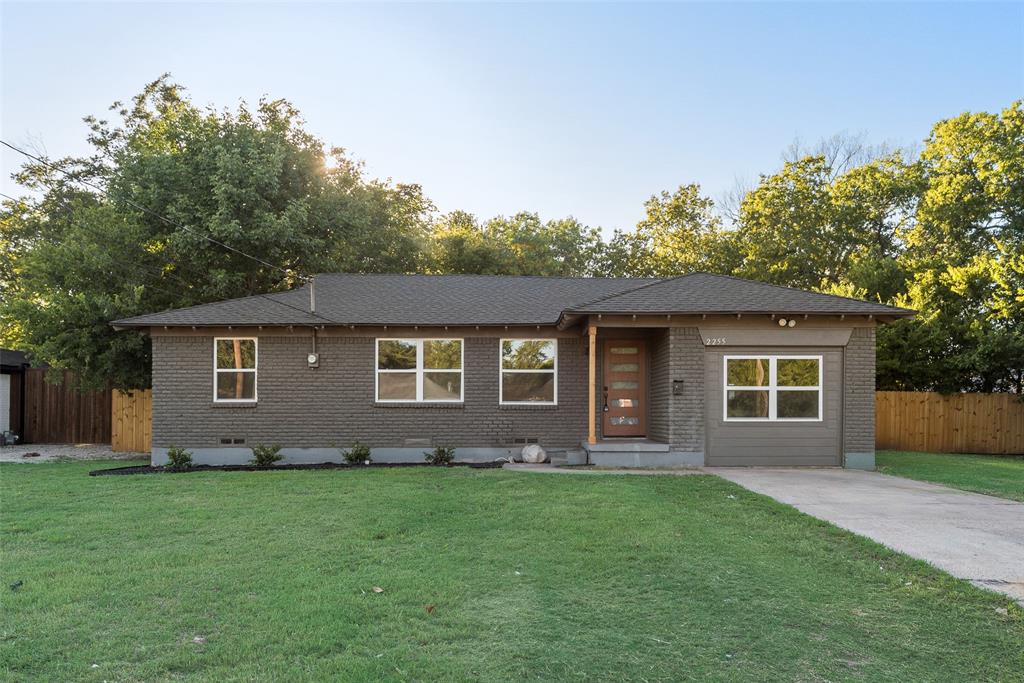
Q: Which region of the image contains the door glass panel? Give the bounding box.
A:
[611,381,638,390]
[611,363,639,372]
[612,398,637,408]
[610,416,639,425]
[609,347,638,355]
[726,390,769,418]
[778,390,819,418]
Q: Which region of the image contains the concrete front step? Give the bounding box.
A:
[583,440,670,453]
[582,440,703,468]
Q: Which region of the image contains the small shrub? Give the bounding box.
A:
[250,443,283,467]
[165,446,193,472]
[341,441,372,465]
[424,445,455,466]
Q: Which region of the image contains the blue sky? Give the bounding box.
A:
[2,2,1021,232]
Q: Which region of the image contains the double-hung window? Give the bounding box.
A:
[214,337,257,402]
[376,339,463,402]
[500,339,557,404]
[724,355,821,421]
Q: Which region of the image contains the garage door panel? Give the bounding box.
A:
[706,347,842,467]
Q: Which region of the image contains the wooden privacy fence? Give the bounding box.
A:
[22,369,111,444]
[876,391,1024,455]
[111,389,152,453]
[104,388,1022,455]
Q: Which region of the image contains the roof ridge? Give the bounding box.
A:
[314,272,652,282]
[691,271,916,313]
[111,285,307,324]
[565,273,697,310]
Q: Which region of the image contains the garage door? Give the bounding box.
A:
[705,347,842,466]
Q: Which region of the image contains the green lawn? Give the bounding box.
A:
[2,462,1022,682]
[877,450,1024,502]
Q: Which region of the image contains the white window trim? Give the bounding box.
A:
[213,337,258,403]
[499,339,558,406]
[723,354,822,422]
[375,338,464,403]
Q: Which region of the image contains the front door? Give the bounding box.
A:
[602,340,646,437]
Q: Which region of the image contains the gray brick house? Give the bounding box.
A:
[113,273,914,469]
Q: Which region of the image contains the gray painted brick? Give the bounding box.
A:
[153,335,588,450]
[843,327,876,456]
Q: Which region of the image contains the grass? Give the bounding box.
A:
[877,450,1024,502]
[2,461,1022,682]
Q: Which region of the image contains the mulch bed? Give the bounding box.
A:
[89,461,505,476]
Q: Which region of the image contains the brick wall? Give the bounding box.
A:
[648,329,670,443]
[843,326,876,455]
[667,327,705,453]
[152,335,589,450]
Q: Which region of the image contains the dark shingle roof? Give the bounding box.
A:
[112,274,654,327]
[112,272,913,328]
[565,273,915,317]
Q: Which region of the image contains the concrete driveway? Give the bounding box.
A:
[708,468,1024,605]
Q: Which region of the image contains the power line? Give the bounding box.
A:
[0,191,28,205]
[1,139,308,282]
[1,140,337,325]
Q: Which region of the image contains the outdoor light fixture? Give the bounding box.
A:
[777,317,797,328]
[788,319,797,328]
[778,318,788,327]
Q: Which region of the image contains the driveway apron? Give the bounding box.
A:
[707,468,1024,605]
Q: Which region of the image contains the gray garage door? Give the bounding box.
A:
[705,347,842,467]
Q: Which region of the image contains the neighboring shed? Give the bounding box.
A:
[0,349,30,442]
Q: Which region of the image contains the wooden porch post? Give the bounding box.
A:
[588,325,598,445]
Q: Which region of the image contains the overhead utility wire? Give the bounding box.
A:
[1,140,336,325]
[2,139,301,278]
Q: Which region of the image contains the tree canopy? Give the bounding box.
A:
[1,76,1020,393]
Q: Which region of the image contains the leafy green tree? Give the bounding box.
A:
[601,184,738,277]
[425,210,511,275]
[885,101,1024,393]
[734,153,918,295]
[1,76,431,389]
[427,211,605,276]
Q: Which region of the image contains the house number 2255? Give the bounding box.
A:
[705,337,726,345]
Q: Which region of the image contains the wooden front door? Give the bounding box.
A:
[602,340,646,437]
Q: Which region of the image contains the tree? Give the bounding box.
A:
[426,211,514,275]
[734,153,917,294]
[427,211,605,276]
[884,101,1024,393]
[0,76,432,389]
[601,184,738,277]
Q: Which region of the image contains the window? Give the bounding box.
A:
[724,355,821,421]
[500,339,557,404]
[376,339,463,402]
[214,338,257,402]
